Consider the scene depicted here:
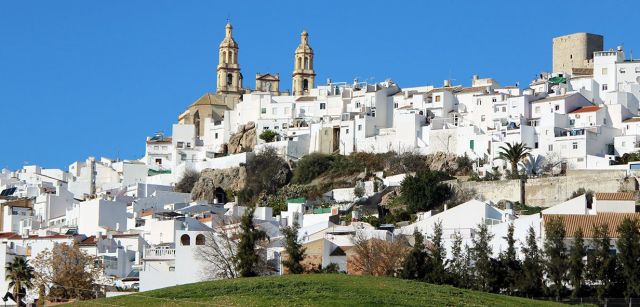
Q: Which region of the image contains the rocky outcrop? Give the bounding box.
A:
[191,167,247,201]
[424,152,460,174]
[226,122,256,154]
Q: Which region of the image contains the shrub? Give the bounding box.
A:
[569,188,594,207]
[259,129,278,143]
[400,171,453,213]
[238,147,291,204]
[455,153,474,176]
[174,169,200,193]
[292,153,334,184]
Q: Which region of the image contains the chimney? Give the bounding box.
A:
[443,79,451,87]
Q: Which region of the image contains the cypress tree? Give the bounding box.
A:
[567,228,586,298]
[281,221,306,274]
[235,206,269,277]
[471,222,494,291]
[447,231,466,287]
[401,229,429,280]
[428,221,447,284]
[616,217,640,299]
[588,223,616,300]
[520,225,544,297]
[500,223,521,295]
[543,216,568,299]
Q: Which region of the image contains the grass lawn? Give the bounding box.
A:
[68,274,570,306]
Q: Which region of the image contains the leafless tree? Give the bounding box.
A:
[350,232,409,276]
[195,217,241,279]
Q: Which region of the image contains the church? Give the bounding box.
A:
[178,22,316,137]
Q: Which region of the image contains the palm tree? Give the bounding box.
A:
[5,257,34,306]
[496,142,531,207]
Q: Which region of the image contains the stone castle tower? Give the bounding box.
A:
[292,31,315,96]
[217,22,243,94]
[552,32,603,74]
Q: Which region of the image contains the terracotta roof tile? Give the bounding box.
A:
[623,117,640,123]
[544,213,640,238]
[570,105,600,114]
[595,192,636,201]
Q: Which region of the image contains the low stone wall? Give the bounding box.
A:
[454,169,634,207]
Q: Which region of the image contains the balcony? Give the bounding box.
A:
[144,247,175,260]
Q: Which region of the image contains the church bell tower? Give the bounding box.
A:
[292,31,315,96]
[217,22,243,94]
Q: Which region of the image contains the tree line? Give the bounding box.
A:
[347,216,640,303]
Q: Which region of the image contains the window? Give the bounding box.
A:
[320,103,326,110]
[555,105,560,111]
[371,110,376,118]
[356,102,361,108]
[602,84,608,91]
[577,157,584,162]
[261,108,266,114]
[477,99,481,105]
[470,140,475,150]
[345,128,349,134]
[177,142,184,148]
[570,119,575,125]
[186,142,191,148]
[535,106,540,113]
[180,234,190,246]
[549,144,553,151]
[153,145,159,150]
[622,141,627,147]
[572,142,578,150]
[155,158,162,165]
[282,123,288,129]
[214,133,218,139]
[602,68,608,75]
[435,95,441,102]
[534,142,539,149]
[502,107,506,112]
[604,118,607,125]
[195,234,205,245]
[492,97,497,103]
[358,124,362,131]
[481,115,486,122]
[226,73,233,86]
[303,79,309,90]
[394,103,398,108]
[620,68,626,74]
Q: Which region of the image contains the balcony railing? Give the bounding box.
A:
[145,248,175,260]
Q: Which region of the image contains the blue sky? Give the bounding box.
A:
[0,0,636,170]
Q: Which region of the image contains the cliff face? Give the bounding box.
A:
[226,122,256,154]
[190,167,246,201]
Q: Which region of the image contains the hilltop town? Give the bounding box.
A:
[1,24,640,305]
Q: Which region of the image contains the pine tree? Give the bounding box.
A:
[401,230,429,280]
[281,221,306,274]
[471,222,494,291]
[500,223,521,295]
[567,228,586,298]
[588,223,616,300]
[428,220,447,284]
[520,225,544,297]
[543,216,567,299]
[235,206,269,277]
[616,217,640,299]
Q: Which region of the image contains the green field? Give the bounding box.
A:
[71,274,566,306]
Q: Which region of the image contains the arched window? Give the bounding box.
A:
[180,234,191,246]
[297,57,302,69]
[303,79,309,91]
[227,73,233,86]
[304,57,309,70]
[230,51,234,64]
[195,234,205,245]
[222,51,227,64]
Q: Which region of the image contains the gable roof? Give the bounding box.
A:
[544,213,640,238]
[570,105,600,114]
[595,192,636,201]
